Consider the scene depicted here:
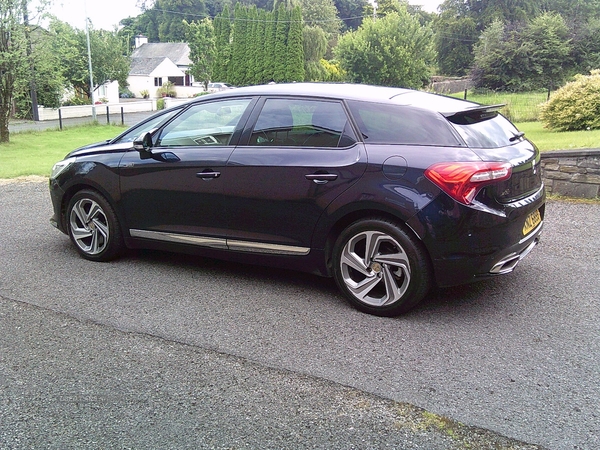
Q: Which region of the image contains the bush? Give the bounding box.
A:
[157,98,165,110]
[156,81,176,98]
[540,70,600,131]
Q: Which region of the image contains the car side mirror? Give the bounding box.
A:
[133,132,153,152]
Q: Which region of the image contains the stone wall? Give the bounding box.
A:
[540,149,600,199]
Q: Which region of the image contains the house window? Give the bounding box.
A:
[168,76,184,86]
[154,77,163,87]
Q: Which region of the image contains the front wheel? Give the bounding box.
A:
[332,218,431,316]
[66,190,124,262]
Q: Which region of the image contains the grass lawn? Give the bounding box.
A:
[0,120,598,179]
[516,122,600,151]
[0,125,126,179]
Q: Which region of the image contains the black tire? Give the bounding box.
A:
[332,218,431,317]
[66,189,124,262]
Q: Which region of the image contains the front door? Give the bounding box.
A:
[119,97,254,245]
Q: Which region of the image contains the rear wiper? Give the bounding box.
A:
[509,131,525,142]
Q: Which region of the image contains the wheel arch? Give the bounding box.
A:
[58,180,126,237]
[321,208,432,278]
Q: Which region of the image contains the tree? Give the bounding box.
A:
[434,15,477,76]
[303,25,328,80]
[333,0,368,30]
[299,0,341,36]
[286,5,304,81]
[184,18,216,89]
[0,0,28,142]
[212,5,231,81]
[334,8,435,88]
[49,20,129,101]
[472,14,571,91]
[273,4,289,82]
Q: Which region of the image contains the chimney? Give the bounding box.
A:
[135,35,148,48]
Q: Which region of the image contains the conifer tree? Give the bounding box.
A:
[273,4,290,82]
[286,6,305,82]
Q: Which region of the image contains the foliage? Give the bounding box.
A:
[156,97,166,110]
[184,17,216,89]
[286,6,305,82]
[0,0,28,142]
[48,20,130,102]
[540,70,600,131]
[472,14,571,92]
[334,8,435,88]
[333,0,369,30]
[300,0,342,36]
[434,14,476,76]
[221,3,304,85]
[156,81,176,97]
[303,26,328,81]
[212,5,231,82]
[138,0,207,43]
[320,59,345,81]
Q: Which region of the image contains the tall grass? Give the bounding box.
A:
[450,90,549,123]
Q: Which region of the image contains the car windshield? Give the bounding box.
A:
[113,108,182,143]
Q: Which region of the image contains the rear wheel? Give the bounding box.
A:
[332,218,431,316]
[66,190,124,261]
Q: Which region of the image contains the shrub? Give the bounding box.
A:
[157,98,165,110]
[156,81,176,98]
[540,70,600,131]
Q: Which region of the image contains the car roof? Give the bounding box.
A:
[202,83,480,114]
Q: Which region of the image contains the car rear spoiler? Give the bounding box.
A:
[443,104,506,124]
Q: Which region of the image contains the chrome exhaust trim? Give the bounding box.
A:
[490,238,539,275]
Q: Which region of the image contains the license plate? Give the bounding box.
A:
[523,209,542,235]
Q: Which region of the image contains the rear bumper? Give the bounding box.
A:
[414,187,546,288]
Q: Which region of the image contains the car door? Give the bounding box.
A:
[118,97,254,245]
[223,97,367,253]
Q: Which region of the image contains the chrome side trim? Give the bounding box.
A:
[129,229,310,256]
[130,229,227,249]
[227,239,310,256]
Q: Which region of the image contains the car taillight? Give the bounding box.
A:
[425,161,512,205]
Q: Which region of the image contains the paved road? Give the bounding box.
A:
[0,181,598,449]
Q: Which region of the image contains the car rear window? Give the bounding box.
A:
[346,100,461,147]
[446,110,522,149]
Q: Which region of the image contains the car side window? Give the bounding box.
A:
[249,98,356,148]
[156,98,251,147]
[347,100,461,147]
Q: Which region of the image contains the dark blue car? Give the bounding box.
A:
[49,83,545,316]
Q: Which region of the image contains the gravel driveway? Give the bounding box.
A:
[0,180,598,449]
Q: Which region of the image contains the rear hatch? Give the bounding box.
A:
[445,105,542,203]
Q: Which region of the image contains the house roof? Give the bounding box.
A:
[129,57,185,77]
[131,43,191,67]
[130,57,166,76]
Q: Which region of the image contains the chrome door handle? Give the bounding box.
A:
[305,173,338,184]
[196,171,221,179]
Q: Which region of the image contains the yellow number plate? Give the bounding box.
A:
[523,209,542,235]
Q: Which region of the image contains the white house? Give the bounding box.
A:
[127,36,197,98]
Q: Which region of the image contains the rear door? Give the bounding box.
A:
[222,97,367,252]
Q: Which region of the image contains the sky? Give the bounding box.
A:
[45,0,442,31]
